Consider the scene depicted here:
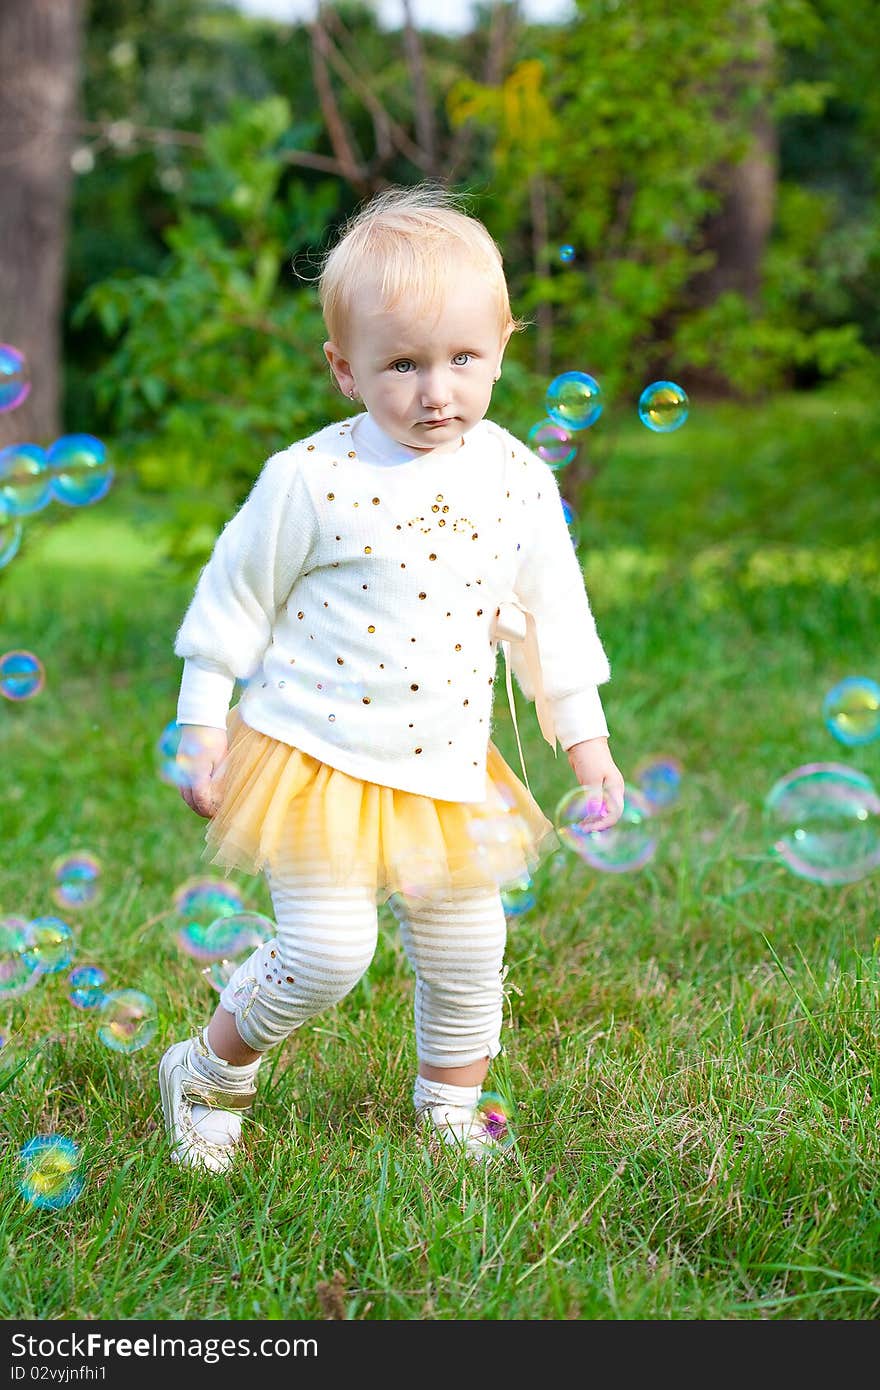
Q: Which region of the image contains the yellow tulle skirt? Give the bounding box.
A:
[203,708,557,902]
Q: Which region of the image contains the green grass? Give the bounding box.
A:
[1,389,879,1320]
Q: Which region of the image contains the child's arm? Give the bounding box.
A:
[171,448,318,817]
[509,445,623,826]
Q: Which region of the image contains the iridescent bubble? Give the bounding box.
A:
[558,244,575,264]
[0,650,45,702]
[638,381,689,433]
[96,988,158,1054]
[156,721,221,789]
[526,418,577,469]
[556,786,655,872]
[0,345,31,413]
[67,964,108,1010]
[199,916,276,991]
[634,755,683,812]
[52,851,102,910]
[545,371,603,432]
[0,509,22,570]
[22,917,75,975]
[48,434,114,507]
[0,916,43,999]
[823,676,880,748]
[0,443,51,516]
[156,720,183,786]
[18,1135,84,1210]
[764,762,880,885]
[554,784,621,851]
[476,1091,515,1149]
[178,909,274,963]
[501,876,536,918]
[172,876,245,940]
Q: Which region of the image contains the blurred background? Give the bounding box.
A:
[1,0,878,569]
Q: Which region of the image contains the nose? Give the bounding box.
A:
[419,368,453,411]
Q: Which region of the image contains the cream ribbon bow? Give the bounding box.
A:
[491,600,557,794]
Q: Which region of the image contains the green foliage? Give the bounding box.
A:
[450,0,874,399]
[76,98,342,572]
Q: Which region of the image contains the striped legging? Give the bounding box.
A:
[218,865,508,1068]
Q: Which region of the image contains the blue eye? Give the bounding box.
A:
[452,353,471,366]
[391,360,415,373]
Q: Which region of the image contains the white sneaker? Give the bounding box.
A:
[158,1037,256,1174]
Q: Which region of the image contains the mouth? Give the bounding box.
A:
[420,418,455,428]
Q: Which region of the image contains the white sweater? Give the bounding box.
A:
[175,412,611,802]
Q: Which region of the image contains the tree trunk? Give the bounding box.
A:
[680,0,777,396]
[0,0,83,448]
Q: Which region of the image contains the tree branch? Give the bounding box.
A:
[320,6,436,174]
[401,0,437,169]
[308,10,372,196]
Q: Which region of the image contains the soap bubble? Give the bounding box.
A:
[0,344,31,414]
[558,244,575,264]
[18,1135,84,1210]
[554,783,623,850]
[67,964,108,1010]
[48,434,114,507]
[157,722,224,790]
[638,381,689,433]
[198,916,276,991]
[476,1091,515,1149]
[96,988,158,1054]
[22,917,75,975]
[0,650,45,701]
[0,511,22,570]
[0,917,43,999]
[156,721,189,787]
[634,755,683,811]
[172,876,245,931]
[501,876,537,918]
[0,444,51,515]
[545,371,603,432]
[178,909,274,963]
[52,852,102,910]
[556,786,655,872]
[527,418,577,469]
[823,676,880,748]
[764,762,880,885]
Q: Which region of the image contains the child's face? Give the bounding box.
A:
[324,265,512,453]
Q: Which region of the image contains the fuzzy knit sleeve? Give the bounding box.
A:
[508,448,612,748]
[173,447,318,724]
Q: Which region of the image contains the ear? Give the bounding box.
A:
[323,341,357,398]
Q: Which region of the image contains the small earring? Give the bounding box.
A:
[348,388,359,400]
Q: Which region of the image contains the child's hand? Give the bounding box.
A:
[566,736,625,831]
[176,724,228,819]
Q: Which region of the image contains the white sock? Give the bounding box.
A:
[413,1075,481,1121]
[188,1029,261,1149]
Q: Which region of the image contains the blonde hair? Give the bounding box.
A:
[318,183,521,348]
